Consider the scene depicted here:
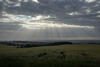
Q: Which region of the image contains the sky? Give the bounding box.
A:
[0,0,100,41]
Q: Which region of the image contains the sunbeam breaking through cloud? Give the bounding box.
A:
[1,13,94,30]
[0,0,100,41]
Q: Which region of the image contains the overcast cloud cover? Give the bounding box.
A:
[0,0,100,41]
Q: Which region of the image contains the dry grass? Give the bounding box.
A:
[0,44,100,67]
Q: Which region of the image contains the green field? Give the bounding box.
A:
[0,44,100,67]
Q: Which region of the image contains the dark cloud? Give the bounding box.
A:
[0,22,22,30]
[1,0,100,18]
[0,2,3,17]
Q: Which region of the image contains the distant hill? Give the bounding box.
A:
[0,41,72,48]
[0,40,100,48]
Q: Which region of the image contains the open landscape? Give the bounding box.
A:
[0,44,100,67]
[0,0,100,67]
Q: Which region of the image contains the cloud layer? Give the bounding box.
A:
[0,0,100,41]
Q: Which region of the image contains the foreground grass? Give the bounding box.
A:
[0,44,100,67]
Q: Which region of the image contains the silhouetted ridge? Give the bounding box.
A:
[0,41,72,48]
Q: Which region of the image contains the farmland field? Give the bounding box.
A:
[0,44,100,67]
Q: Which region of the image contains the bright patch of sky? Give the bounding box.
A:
[32,0,39,3]
[97,15,100,17]
[21,22,94,30]
[1,13,94,30]
[85,8,91,13]
[1,13,52,22]
[68,12,82,16]
[3,0,21,7]
[85,0,96,3]
[97,11,100,13]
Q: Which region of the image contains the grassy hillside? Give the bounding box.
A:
[0,44,100,67]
